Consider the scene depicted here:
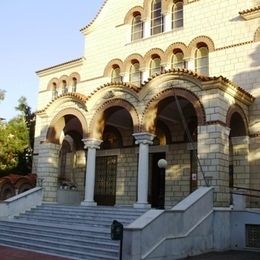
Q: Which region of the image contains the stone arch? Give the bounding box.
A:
[254,26,260,42]
[144,0,169,19]
[124,6,144,24]
[164,0,186,14]
[47,77,59,91]
[226,104,248,136]
[58,75,69,88]
[89,98,140,139]
[46,107,88,143]
[0,179,15,201]
[123,53,145,71]
[142,87,206,132]
[68,72,80,85]
[103,59,124,77]
[144,48,166,67]
[188,36,215,56]
[165,42,189,62]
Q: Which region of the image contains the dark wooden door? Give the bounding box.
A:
[95,156,117,206]
[149,152,166,208]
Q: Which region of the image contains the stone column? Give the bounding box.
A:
[81,138,102,206]
[197,123,230,207]
[231,136,249,188]
[133,132,155,208]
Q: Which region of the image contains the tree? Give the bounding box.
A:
[0,97,35,175]
[0,117,29,174]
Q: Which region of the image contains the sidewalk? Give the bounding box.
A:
[184,250,260,260]
[0,245,71,260]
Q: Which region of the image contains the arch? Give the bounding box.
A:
[188,36,215,56]
[123,53,144,71]
[103,59,124,77]
[47,77,59,91]
[89,99,140,139]
[165,42,189,60]
[124,6,144,24]
[144,48,166,67]
[46,107,88,143]
[58,75,69,87]
[254,26,260,42]
[69,72,80,85]
[226,104,248,136]
[0,179,15,201]
[142,88,206,132]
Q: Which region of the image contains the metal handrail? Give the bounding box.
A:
[232,186,260,193]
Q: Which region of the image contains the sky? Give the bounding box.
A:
[0,0,104,121]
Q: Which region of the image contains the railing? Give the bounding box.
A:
[231,186,260,199]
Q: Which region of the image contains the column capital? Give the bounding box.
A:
[133,132,155,145]
[82,138,103,149]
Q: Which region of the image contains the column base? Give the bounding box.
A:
[81,201,97,207]
[133,202,151,209]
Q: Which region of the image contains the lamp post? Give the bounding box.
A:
[157,159,167,209]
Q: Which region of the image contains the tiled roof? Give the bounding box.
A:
[239,6,260,15]
[80,0,108,32]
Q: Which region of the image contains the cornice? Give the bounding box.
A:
[36,58,83,77]
[239,6,260,20]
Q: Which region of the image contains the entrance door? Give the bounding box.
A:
[149,152,166,208]
[94,156,117,206]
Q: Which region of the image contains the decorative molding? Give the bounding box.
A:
[216,41,254,51]
[239,6,260,20]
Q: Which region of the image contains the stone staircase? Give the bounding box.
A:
[0,203,147,259]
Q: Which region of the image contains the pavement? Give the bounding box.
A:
[184,250,260,260]
[1,245,260,260]
[0,245,71,260]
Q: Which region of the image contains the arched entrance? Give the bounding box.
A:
[144,89,202,207]
[93,105,135,206]
[227,106,248,191]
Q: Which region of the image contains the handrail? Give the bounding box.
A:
[231,191,260,199]
[232,186,260,193]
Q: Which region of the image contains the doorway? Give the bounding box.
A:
[94,156,117,206]
[149,152,166,208]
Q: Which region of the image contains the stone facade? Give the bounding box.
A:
[34,0,260,207]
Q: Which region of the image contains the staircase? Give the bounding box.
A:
[0,204,147,259]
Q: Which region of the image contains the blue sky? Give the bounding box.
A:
[0,0,104,120]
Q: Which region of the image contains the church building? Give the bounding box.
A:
[34,0,260,209]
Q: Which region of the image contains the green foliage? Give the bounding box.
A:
[0,117,29,174]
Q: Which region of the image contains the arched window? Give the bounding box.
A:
[195,44,209,75]
[129,60,141,86]
[131,12,143,41]
[72,78,77,92]
[151,0,163,35]
[52,83,58,99]
[171,49,185,69]
[172,1,183,29]
[111,65,122,83]
[62,80,68,94]
[150,55,161,76]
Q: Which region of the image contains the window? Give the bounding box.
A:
[52,83,58,99]
[62,80,68,94]
[111,65,122,83]
[150,55,161,76]
[171,50,185,69]
[72,78,77,92]
[131,13,143,41]
[195,45,209,75]
[151,0,163,35]
[172,1,183,29]
[129,61,141,86]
